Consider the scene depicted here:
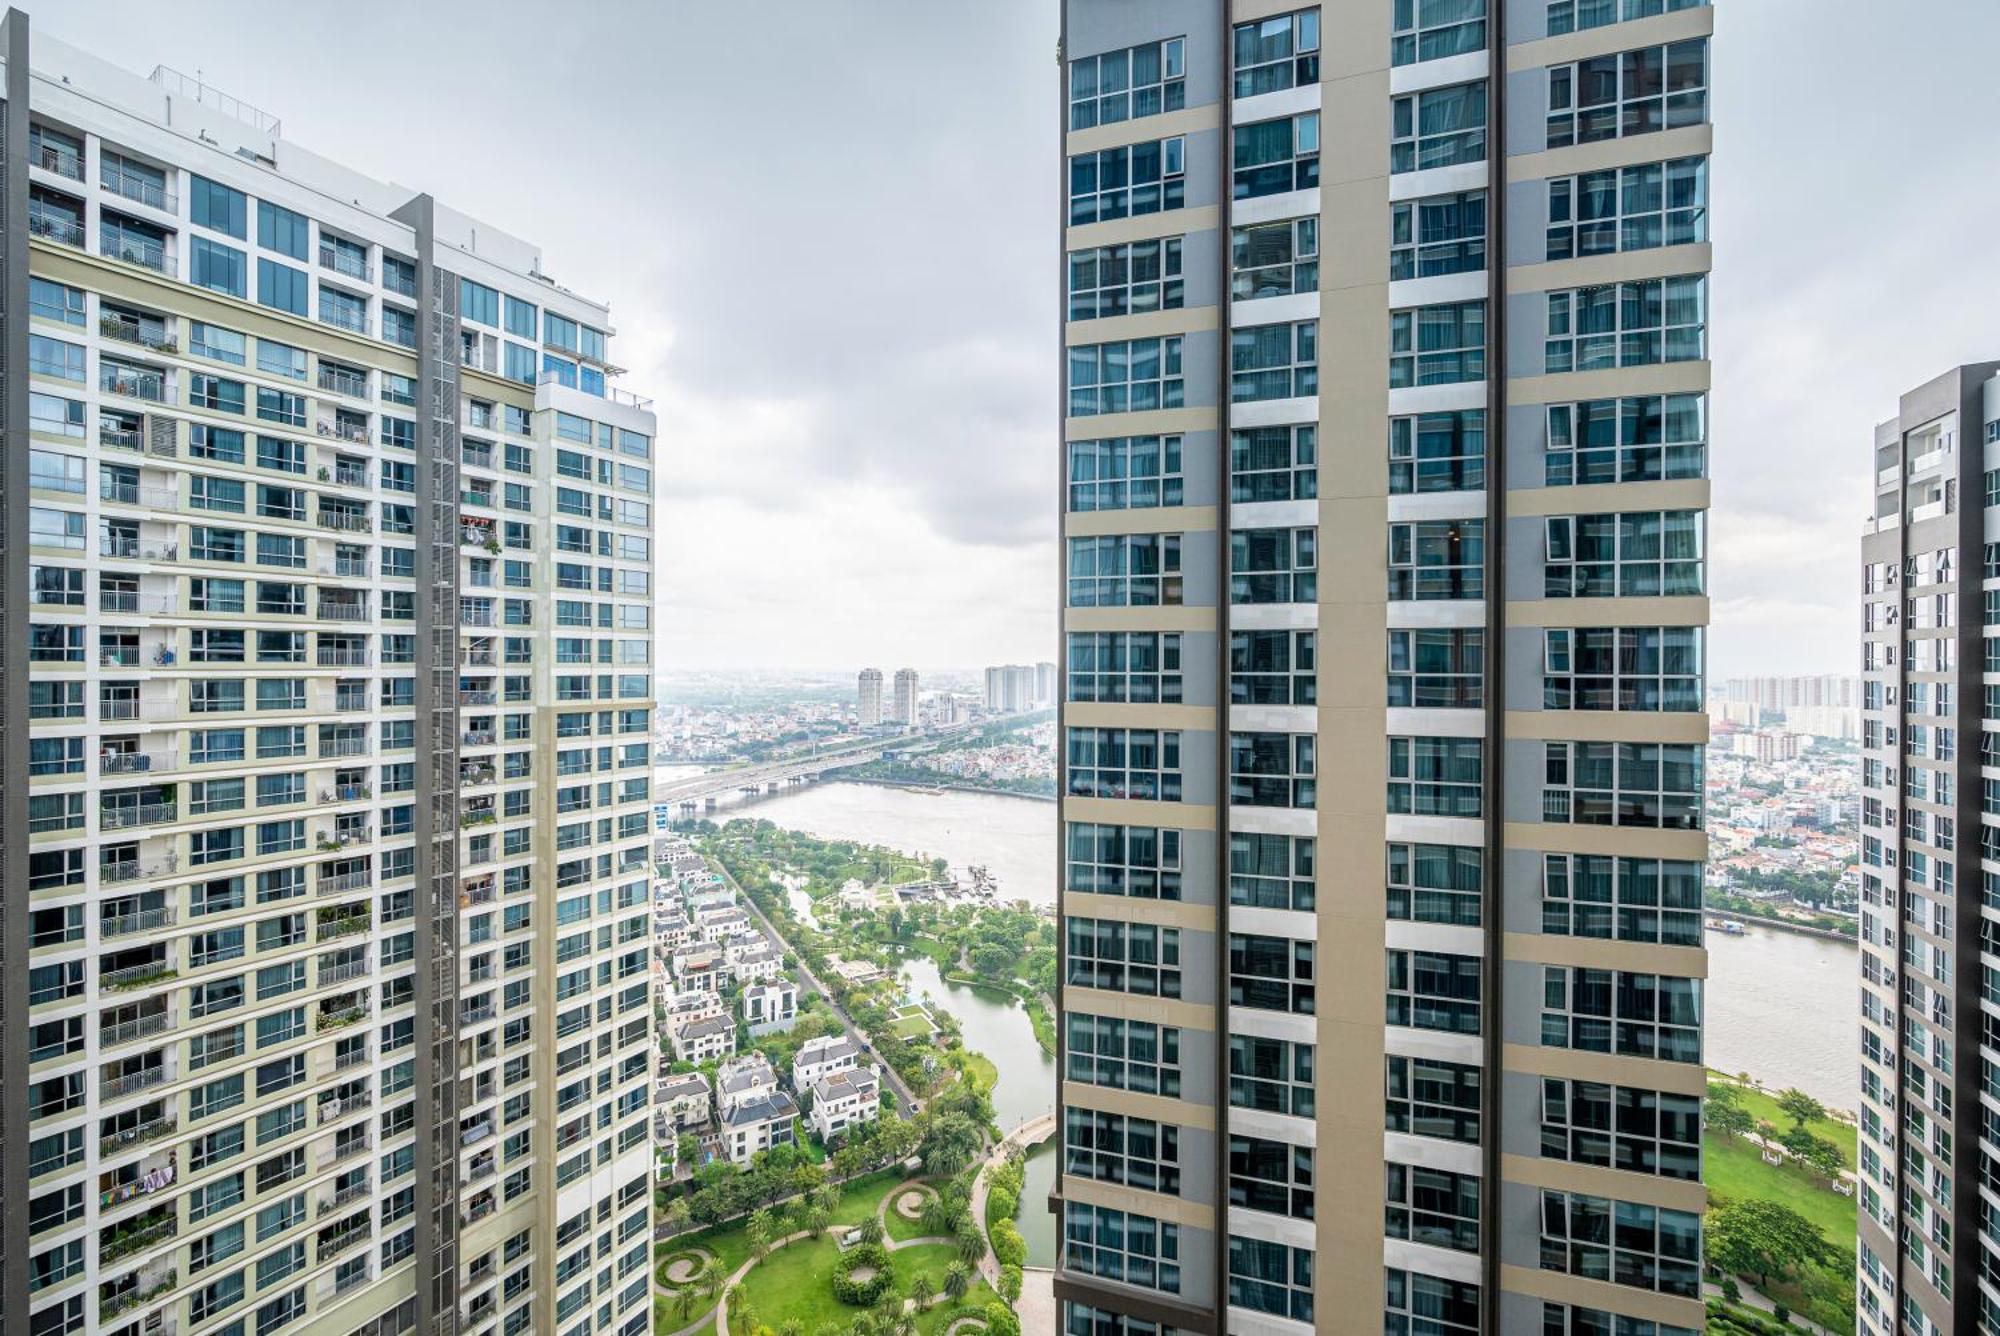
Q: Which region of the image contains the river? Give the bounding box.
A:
[1704,922,1858,1112]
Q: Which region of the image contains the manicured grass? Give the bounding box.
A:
[827,1168,905,1226]
[1709,1072,1857,1168]
[733,1235,858,1333]
[956,1051,998,1094]
[892,1011,938,1039]
[887,1241,963,1296]
[1705,1134,1855,1242]
[913,1280,1002,1335]
[884,1185,936,1242]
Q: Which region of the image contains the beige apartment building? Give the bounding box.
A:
[4,14,658,1336]
[1055,2,1713,1332]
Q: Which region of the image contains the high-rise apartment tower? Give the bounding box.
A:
[1055,3,1714,1333]
[858,668,884,728]
[893,668,919,729]
[3,18,660,1336]
[1856,364,2000,1336]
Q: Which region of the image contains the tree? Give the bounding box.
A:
[1798,1134,1846,1180]
[781,1322,806,1336]
[748,1207,776,1259]
[942,1262,970,1301]
[1707,1199,1836,1289]
[675,1280,700,1321]
[954,1218,986,1263]
[984,1303,1022,1336]
[999,1264,1023,1303]
[1706,1100,1753,1139]
[857,1215,885,1247]
[1777,1087,1827,1130]
[677,1133,701,1166]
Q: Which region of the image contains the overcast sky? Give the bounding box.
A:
[40,0,2000,678]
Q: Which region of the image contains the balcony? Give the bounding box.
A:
[318,600,368,622]
[101,749,176,776]
[320,735,370,759]
[324,1134,373,1169]
[102,854,178,886]
[100,420,145,451]
[101,225,173,275]
[103,906,175,938]
[318,1217,372,1260]
[319,958,371,988]
[99,590,179,615]
[320,783,373,804]
[317,1091,374,1123]
[101,803,177,831]
[459,689,497,706]
[102,962,176,991]
[318,647,371,667]
[101,1268,180,1320]
[323,557,370,579]
[101,1010,173,1046]
[320,303,370,336]
[101,162,176,213]
[100,364,169,404]
[317,869,373,897]
[100,316,178,355]
[99,1155,177,1211]
[317,511,373,534]
[32,137,83,179]
[319,244,372,283]
[318,418,371,446]
[318,365,369,398]
[100,1219,178,1270]
[462,729,497,748]
[28,202,85,247]
[102,1066,169,1100]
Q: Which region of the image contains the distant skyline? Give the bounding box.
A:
[42,0,2000,676]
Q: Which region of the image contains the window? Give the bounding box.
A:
[504,342,537,384]
[29,448,83,493]
[1067,919,1180,998]
[191,374,248,414]
[1067,139,1186,225]
[1386,1163,1479,1252]
[1544,853,1700,946]
[1230,833,1314,910]
[1233,10,1320,97]
[1231,629,1316,706]
[1387,736,1482,816]
[1064,1204,1179,1294]
[1388,520,1483,599]
[1545,511,1703,597]
[1231,320,1316,401]
[1066,1015,1180,1097]
[30,392,85,437]
[1547,394,1706,484]
[1066,728,1181,801]
[1543,740,1702,829]
[461,279,500,327]
[1069,37,1185,129]
[1066,436,1183,511]
[1543,626,1702,712]
[1231,424,1316,502]
[1387,842,1482,925]
[1542,966,1700,1062]
[319,286,367,334]
[257,200,309,259]
[1392,83,1487,173]
[1230,934,1315,1013]
[1067,238,1183,320]
[1386,1055,1481,1143]
[1231,527,1315,603]
[1549,0,1704,37]
[1539,1190,1701,1297]
[1545,276,1706,372]
[192,425,247,463]
[1387,949,1480,1033]
[1233,113,1319,200]
[1386,1270,1479,1335]
[258,259,309,316]
[28,334,84,381]
[191,236,248,298]
[1065,631,1182,704]
[1390,301,1485,386]
[1067,533,1181,606]
[1229,733,1315,809]
[1228,1236,1313,1323]
[1547,39,1708,149]
[1065,823,1181,899]
[31,507,83,549]
[1067,336,1183,416]
[1549,157,1707,260]
[1393,0,1486,65]
[504,295,536,338]
[1231,218,1317,303]
[1387,628,1482,708]
[1391,192,1487,280]
[1541,1078,1700,1180]
[29,277,85,325]
[191,176,247,237]
[1066,1111,1179,1198]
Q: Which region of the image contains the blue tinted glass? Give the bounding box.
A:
[256,201,309,260]
[191,237,247,298]
[257,259,307,315]
[191,176,247,238]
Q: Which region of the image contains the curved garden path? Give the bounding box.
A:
[967,1112,1056,1287]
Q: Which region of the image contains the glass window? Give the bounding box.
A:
[1549,157,1707,260]
[1232,218,1318,301]
[1233,9,1321,97]
[1391,191,1487,279]
[1068,238,1184,320]
[1067,337,1184,416]
[461,279,501,327]
[191,176,247,238]
[1233,113,1319,200]
[1232,320,1317,401]
[257,258,309,316]
[1547,39,1708,148]
[257,200,309,259]
[1546,393,1706,485]
[1545,276,1706,373]
[1389,410,1484,493]
[1068,138,1187,225]
[1549,0,1703,36]
[1393,0,1486,66]
[1391,82,1487,173]
[1069,37,1186,130]
[1390,301,1485,387]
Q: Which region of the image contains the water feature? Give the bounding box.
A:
[1705,922,1858,1111]
[897,956,1054,1135]
[1018,1142,1058,1269]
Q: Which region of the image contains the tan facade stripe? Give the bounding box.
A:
[1502,931,1708,979]
[1501,1042,1709,1098]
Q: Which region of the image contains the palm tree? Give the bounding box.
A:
[697,1257,723,1301]
[674,1283,699,1322]
[857,1215,885,1247]
[954,1219,985,1263]
[943,1261,970,1301]
[780,1321,807,1336]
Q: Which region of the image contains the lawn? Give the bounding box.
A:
[887,1241,963,1297]
[885,1186,936,1242]
[1704,1132,1854,1244]
[913,1280,1002,1335]
[1709,1072,1856,1168]
[827,1169,905,1226]
[956,1051,998,1094]
[892,1011,938,1040]
[733,1235,854,1333]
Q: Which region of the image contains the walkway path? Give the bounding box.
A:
[709,856,922,1116]
[966,1113,1057,1288]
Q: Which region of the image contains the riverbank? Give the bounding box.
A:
[1705,907,1856,943]
[834,775,1057,804]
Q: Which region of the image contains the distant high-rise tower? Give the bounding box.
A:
[0,19,659,1336]
[1857,364,2000,1335]
[893,668,919,728]
[985,664,1034,713]
[1034,660,1057,707]
[1054,4,1716,1334]
[858,668,884,727]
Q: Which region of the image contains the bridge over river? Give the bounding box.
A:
[654,722,989,813]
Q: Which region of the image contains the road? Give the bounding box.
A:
[708,855,924,1118]
[654,722,991,805]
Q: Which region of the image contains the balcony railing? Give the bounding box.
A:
[320,784,373,804]
[101,750,175,776]
[318,648,371,667]
[319,959,371,987]
[101,803,177,831]
[318,512,372,533]
[100,365,168,403]
[317,1091,374,1124]
[318,419,371,445]
[324,1134,373,1169]
[320,736,370,758]
[101,1010,173,1045]
[317,871,373,898]
[100,1216,176,1264]
[320,304,370,336]
[101,164,176,213]
[318,601,368,622]
[101,961,175,990]
[100,317,178,354]
[101,854,177,885]
[318,366,369,398]
[319,245,372,282]
[28,205,85,248]
[101,227,173,275]
[100,422,145,451]
[102,1066,169,1100]
[32,139,84,179]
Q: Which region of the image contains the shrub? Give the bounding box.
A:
[985,1301,1022,1336]
[831,1243,895,1307]
[991,1219,1027,1270]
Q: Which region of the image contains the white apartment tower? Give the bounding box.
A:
[857,668,883,728]
[4,19,659,1336]
[892,667,919,728]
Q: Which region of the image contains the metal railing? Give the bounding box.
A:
[102,1066,169,1099]
[319,304,370,336]
[100,317,178,354]
[101,1010,173,1045]
[319,245,372,282]
[100,365,169,403]
[317,870,372,896]
[318,648,371,667]
[28,205,85,247]
[317,511,372,533]
[101,803,177,830]
[318,602,368,622]
[101,226,173,274]
[32,139,83,180]
[103,907,175,937]
[101,162,176,212]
